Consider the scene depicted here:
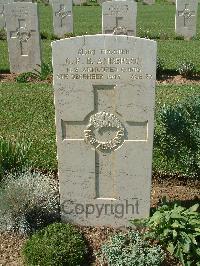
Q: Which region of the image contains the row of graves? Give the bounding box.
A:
[0,0,199,73]
[0,0,198,225]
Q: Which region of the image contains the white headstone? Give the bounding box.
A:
[175,0,198,39]
[97,0,110,5]
[102,1,137,36]
[5,3,41,73]
[52,35,157,227]
[0,0,13,29]
[52,0,73,38]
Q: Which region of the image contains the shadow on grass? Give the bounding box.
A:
[0,69,10,74]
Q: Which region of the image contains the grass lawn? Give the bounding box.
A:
[0,82,200,175]
[1,2,200,72]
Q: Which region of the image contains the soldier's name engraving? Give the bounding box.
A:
[10,8,29,16]
[56,48,152,80]
[65,57,141,65]
[109,5,129,15]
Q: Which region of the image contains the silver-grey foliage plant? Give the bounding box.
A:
[0,171,59,234]
[97,231,165,266]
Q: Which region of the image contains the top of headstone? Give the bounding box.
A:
[52,34,156,47]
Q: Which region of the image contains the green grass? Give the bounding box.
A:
[0,83,57,170]
[0,82,200,176]
[1,2,200,72]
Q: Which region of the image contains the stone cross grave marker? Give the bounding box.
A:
[102,1,137,36]
[175,0,198,39]
[5,2,41,73]
[0,0,13,29]
[52,0,73,37]
[52,35,157,227]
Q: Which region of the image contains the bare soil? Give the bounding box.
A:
[157,74,200,85]
[0,175,199,266]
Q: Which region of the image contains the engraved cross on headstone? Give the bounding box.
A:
[178,4,195,26]
[61,85,147,199]
[105,4,132,35]
[10,19,35,56]
[55,4,71,27]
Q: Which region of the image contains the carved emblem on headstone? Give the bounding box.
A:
[113,26,127,35]
[16,26,31,42]
[84,111,125,152]
[55,5,71,19]
[178,4,195,26]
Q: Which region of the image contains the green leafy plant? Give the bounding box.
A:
[0,171,59,233]
[64,32,76,38]
[156,57,165,78]
[40,31,49,40]
[15,72,36,83]
[0,137,30,181]
[0,29,6,41]
[49,33,60,40]
[175,35,185,40]
[23,223,87,266]
[154,95,200,177]
[34,62,53,81]
[97,230,164,266]
[16,62,52,83]
[132,203,200,266]
[177,61,197,78]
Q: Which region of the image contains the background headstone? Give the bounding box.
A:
[0,0,13,29]
[102,1,137,36]
[52,35,157,227]
[52,0,73,38]
[97,0,110,5]
[5,2,41,73]
[175,0,198,39]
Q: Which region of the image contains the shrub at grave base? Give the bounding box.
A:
[154,95,200,177]
[156,57,165,78]
[177,61,197,78]
[23,223,87,266]
[16,62,53,83]
[0,171,59,233]
[97,231,165,266]
[132,203,200,266]
[15,72,36,83]
[0,29,6,41]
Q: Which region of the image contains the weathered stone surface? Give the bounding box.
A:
[175,0,198,39]
[5,2,41,73]
[52,0,73,37]
[0,0,13,29]
[102,1,137,36]
[52,35,157,227]
[97,0,110,5]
